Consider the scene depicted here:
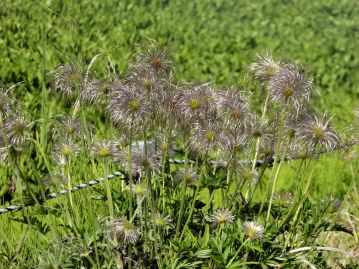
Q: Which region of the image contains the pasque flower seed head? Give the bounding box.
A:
[108,218,140,245]
[91,140,117,159]
[249,52,281,83]
[243,221,264,240]
[210,208,235,227]
[107,85,151,129]
[296,111,341,149]
[268,63,315,107]
[52,61,83,99]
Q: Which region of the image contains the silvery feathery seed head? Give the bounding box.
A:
[175,84,217,123]
[128,66,166,95]
[284,105,314,140]
[52,61,83,99]
[220,131,249,162]
[154,134,175,156]
[4,113,32,152]
[239,167,259,184]
[132,44,173,75]
[51,117,83,141]
[273,190,294,206]
[287,142,314,160]
[176,167,200,186]
[82,76,122,105]
[216,89,253,127]
[91,140,117,159]
[268,63,315,107]
[296,111,341,149]
[0,82,14,117]
[210,208,235,227]
[107,85,151,129]
[108,218,140,245]
[53,140,80,160]
[189,120,223,152]
[42,172,67,188]
[115,146,159,172]
[250,117,272,144]
[249,52,282,83]
[243,221,264,240]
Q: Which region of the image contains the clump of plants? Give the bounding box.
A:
[0,44,358,268]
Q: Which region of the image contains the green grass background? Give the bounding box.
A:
[0,0,358,198]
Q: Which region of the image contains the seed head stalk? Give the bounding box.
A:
[66,157,74,209]
[259,110,287,219]
[128,134,134,218]
[265,139,290,223]
[246,93,270,201]
[179,171,201,242]
[175,134,191,238]
[103,159,114,217]
[226,238,250,268]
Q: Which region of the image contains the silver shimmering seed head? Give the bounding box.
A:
[249,52,281,83]
[0,83,14,117]
[243,221,264,240]
[296,112,340,149]
[210,208,235,226]
[4,113,32,152]
[268,63,314,107]
[108,218,140,245]
[107,85,150,129]
[52,61,83,98]
[51,117,83,141]
[91,140,117,159]
[176,167,200,186]
[53,141,80,159]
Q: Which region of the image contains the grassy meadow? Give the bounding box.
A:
[0,0,358,268]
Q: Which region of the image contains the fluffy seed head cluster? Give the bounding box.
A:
[91,140,117,159]
[189,121,223,152]
[216,89,252,126]
[243,221,264,240]
[53,141,80,159]
[175,84,216,123]
[296,112,340,149]
[273,190,294,206]
[115,146,159,173]
[268,64,314,107]
[176,167,200,186]
[240,167,259,184]
[83,76,121,105]
[210,208,235,226]
[249,53,281,83]
[133,45,172,75]
[3,113,32,152]
[108,218,140,245]
[219,130,250,161]
[51,117,83,141]
[0,83,14,117]
[108,86,151,129]
[52,61,83,99]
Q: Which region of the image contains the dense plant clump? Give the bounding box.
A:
[0,44,358,268]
